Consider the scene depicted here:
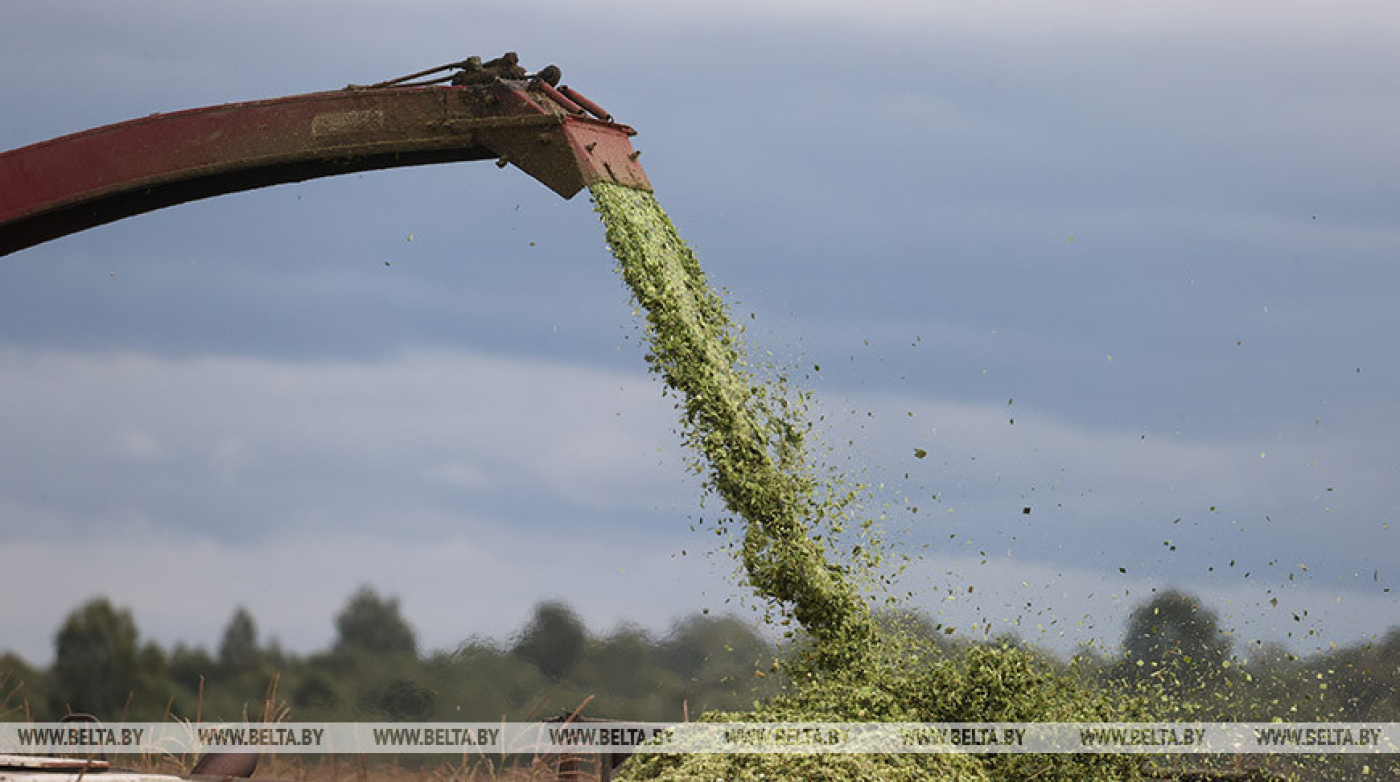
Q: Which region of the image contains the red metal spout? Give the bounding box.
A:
[0,70,650,256]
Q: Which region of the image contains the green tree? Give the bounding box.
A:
[291,668,342,713]
[168,643,216,689]
[376,677,435,720]
[1315,627,1400,721]
[511,601,587,680]
[1372,628,1400,720]
[333,586,417,657]
[577,624,674,709]
[1120,589,1231,695]
[0,652,42,719]
[422,645,548,721]
[49,598,143,718]
[218,606,262,677]
[661,614,774,679]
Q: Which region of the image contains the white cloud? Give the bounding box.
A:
[0,345,693,542]
[0,527,744,666]
[0,344,1391,666]
[423,459,497,493]
[547,0,1400,43]
[802,386,1396,596]
[895,550,1398,659]
[118,426,165,460]
[821,389,1285,505]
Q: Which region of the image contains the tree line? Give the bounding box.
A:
[1,587,1395,728]
[0,587,778,724]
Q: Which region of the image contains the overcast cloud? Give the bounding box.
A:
[1,2,1395,665]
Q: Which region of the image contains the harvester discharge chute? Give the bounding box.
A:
[0,53,651,256]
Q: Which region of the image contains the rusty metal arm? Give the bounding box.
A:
[0,78,650,256]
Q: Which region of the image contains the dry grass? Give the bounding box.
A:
[257,754,609,782]
[0,671,29,721]
[105,680,613,782]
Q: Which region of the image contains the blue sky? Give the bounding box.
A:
[1,1,1396,665]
